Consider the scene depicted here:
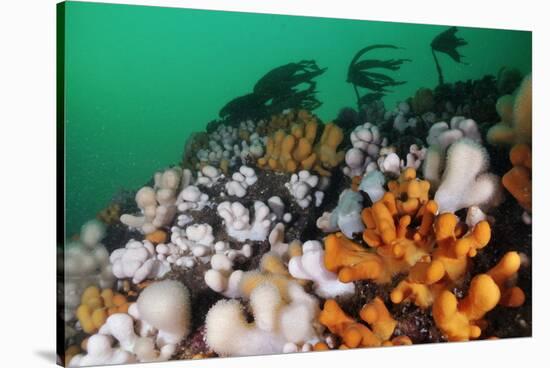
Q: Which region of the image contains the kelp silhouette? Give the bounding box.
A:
[219,60,326,123]
[431,26,468,85]
[254,60,325,96]
[347,44,410,110]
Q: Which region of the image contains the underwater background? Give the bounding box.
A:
[62,1,531,237]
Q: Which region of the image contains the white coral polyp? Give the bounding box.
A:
[289,241,355,298]
[330,189,365,238]
[359,170,386,202]
[225,165,258,198]
[196,165,223,187]
[427,116,482,152]
[68,334,137,367]
[131,280,192,346]
[203,241,252,298]
[63,220,114,321]
[377,144,427,177]
[377,148,401,176]
[404,144,427,170]
[204,254,246,298]
[120,167,182,234]
[70,281,191,367]
[205,280,320,356]
[285,170,324,209]
[343,122,387,177]
[110,239,170,284]
[217,200,273,242]
[157,224,215,268]
[434,138,503,213]
[176,185,209,212]
[158,222,252,271]
[196,121,266,169]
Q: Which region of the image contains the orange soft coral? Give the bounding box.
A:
[320,299,381,348]
[76,286,130,334]
[314,123,345,175]
[362,195,435,269]
[386,168,431,215]
[487,251,526,307]
[359,297,397,341]
[433,274,500,341]
[324,232,385,283]
[325,170,442,285]
[502,143,532,211]
[390,277,447,309]
[258,124,317,173]
[256,109,313,136]
[391,214,492,308]
[360,193,437,282]
[319,298,407,349]
[487,73,532,145]
[431,213,491,281]
[145,229,168,245]
[363,169,435,263]
[258,117,344,176]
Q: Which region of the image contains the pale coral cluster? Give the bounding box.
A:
[196,120,267,171]
[120,167,184,234]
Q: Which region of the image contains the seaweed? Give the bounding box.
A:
[430,26,468,85]
[219,92,271,123]
[253,60,326,96]
[219,60,326,124]
[347,44,410,110]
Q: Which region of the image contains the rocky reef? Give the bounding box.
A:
[60,71,531,365]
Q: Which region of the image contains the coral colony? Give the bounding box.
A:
[61,30,532,365]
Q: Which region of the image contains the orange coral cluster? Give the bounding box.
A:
[257,114,345,176]
[325,169,438,285]
[487,73,532,145]
[256,109,315,137]
[390,212,492,308]
[487,251,526,307]
[76,286,130,334]
[502,143,532,212]
[322,167,527,341]
[145,229,168,244]
[325,169,496,305]
[433,274,500,341]
[319,297,411,349]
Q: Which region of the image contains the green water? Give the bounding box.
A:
[62,1,531,237]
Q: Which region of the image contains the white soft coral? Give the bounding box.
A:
[69,280,191,367]
[225,166,258,198]
[63,220,114,321]
[158,223,251,270]
[205,281,320,356]
[175,185,209,212]
[217,200,273,241]
[427,116,481,151]
[343,122,387,177]
[434,138,503,213]
[285,170,326,209]
[120,167,183,234]
[289,241,355,298]
[110,239,170,284]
